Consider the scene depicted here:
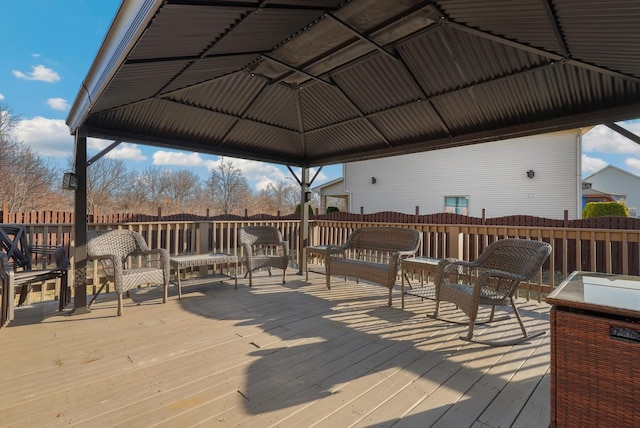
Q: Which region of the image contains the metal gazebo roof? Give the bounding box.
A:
[68,0,640,168]
[66,0,640,312]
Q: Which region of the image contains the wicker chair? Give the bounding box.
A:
[433,238,551,346]
[87,229,170,316]
[238,226,288,287]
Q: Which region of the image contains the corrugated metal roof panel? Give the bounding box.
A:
[244,84,300,130]
[207,8,327,56]
[332,54,423,114]
[167,72,266,117]
[304,119,386,157]
[88,99,237,145]
[300,83,361,131]
[162,54,259,93]
[399,25,548,96]
[369,102,450,144]
[226,120,304,159]
[93,60,189,112]
[555,0,640,77]
[437,0,564,54]
[129,5,251,60]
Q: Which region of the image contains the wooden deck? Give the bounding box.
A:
[0,271,551,427]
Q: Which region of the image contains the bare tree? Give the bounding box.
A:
[0,102,20,140]
[0,104,59,211]
[0,142,58,211]
[260,180,298,214]
[205,159,251,215]
[136,166,173,207]
[83,157,130,211]
[166,170,201,209]
[166,169,202,213]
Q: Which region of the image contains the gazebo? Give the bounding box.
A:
[67,0,640,312]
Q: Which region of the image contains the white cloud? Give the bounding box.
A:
[87,137,113,151]
[583,123,640,155]
[12,65,60,83]
[153,151,206,167]
[14,116,73,157]
[625,158,640,175]
[47,98,68,111]
[86,139,146,161]
[106,143,147,161]
[582,154,608,175]
[0,93,4,101]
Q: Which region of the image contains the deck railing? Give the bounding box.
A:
[8,218,640,305]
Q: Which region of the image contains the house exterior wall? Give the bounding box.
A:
[584,166,640,216]
[344,130,582,219]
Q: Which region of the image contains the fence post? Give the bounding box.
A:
[448,226,463,259]
[2,201,7,223]
[197,221,210,276]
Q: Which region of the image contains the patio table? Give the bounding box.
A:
[400,256,441,308]
[305,245,328,280]
[170,253,239,298]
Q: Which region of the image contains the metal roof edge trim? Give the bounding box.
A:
[66,0,164,134]
[82,125,309,168]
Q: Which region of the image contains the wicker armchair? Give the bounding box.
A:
[433,238,551,346]
[238,226,288,287]
[87,229,170,316]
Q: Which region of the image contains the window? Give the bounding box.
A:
[445,196,469,215]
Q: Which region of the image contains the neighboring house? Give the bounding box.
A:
[329,129,584,219]
[581,181,626,206]
[311,178,349,213]
[583,165,640,217]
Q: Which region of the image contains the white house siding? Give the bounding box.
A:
[584,165,640,216]
[344,130,582,219]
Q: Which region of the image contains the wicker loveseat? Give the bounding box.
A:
[325,227,421,306]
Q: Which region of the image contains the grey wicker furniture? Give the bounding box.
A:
[170,253,238,298]
[433,238,552,346]
[87,229,170,316]
[325,227,421,307]
[238,226,288,287]
[0,224,70,327]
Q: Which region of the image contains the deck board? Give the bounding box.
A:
[0,271,551,427]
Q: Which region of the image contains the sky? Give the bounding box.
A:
[1,1,640,193]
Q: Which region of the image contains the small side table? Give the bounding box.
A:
[305,246,328,280]
[170,253,239,298]
[401,256,441,308]
[547,271,640,427]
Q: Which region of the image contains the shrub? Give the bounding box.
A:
[582,201,630,218]
[326,206,339,214]
[295,204,314,215]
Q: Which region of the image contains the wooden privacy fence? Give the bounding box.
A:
[4,212,640,305]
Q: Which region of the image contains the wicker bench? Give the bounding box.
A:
[325,227,421,306]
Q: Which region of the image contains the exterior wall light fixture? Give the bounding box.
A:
[371,177,377,184]
[527,170,535,179]
[62,172,78,190]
